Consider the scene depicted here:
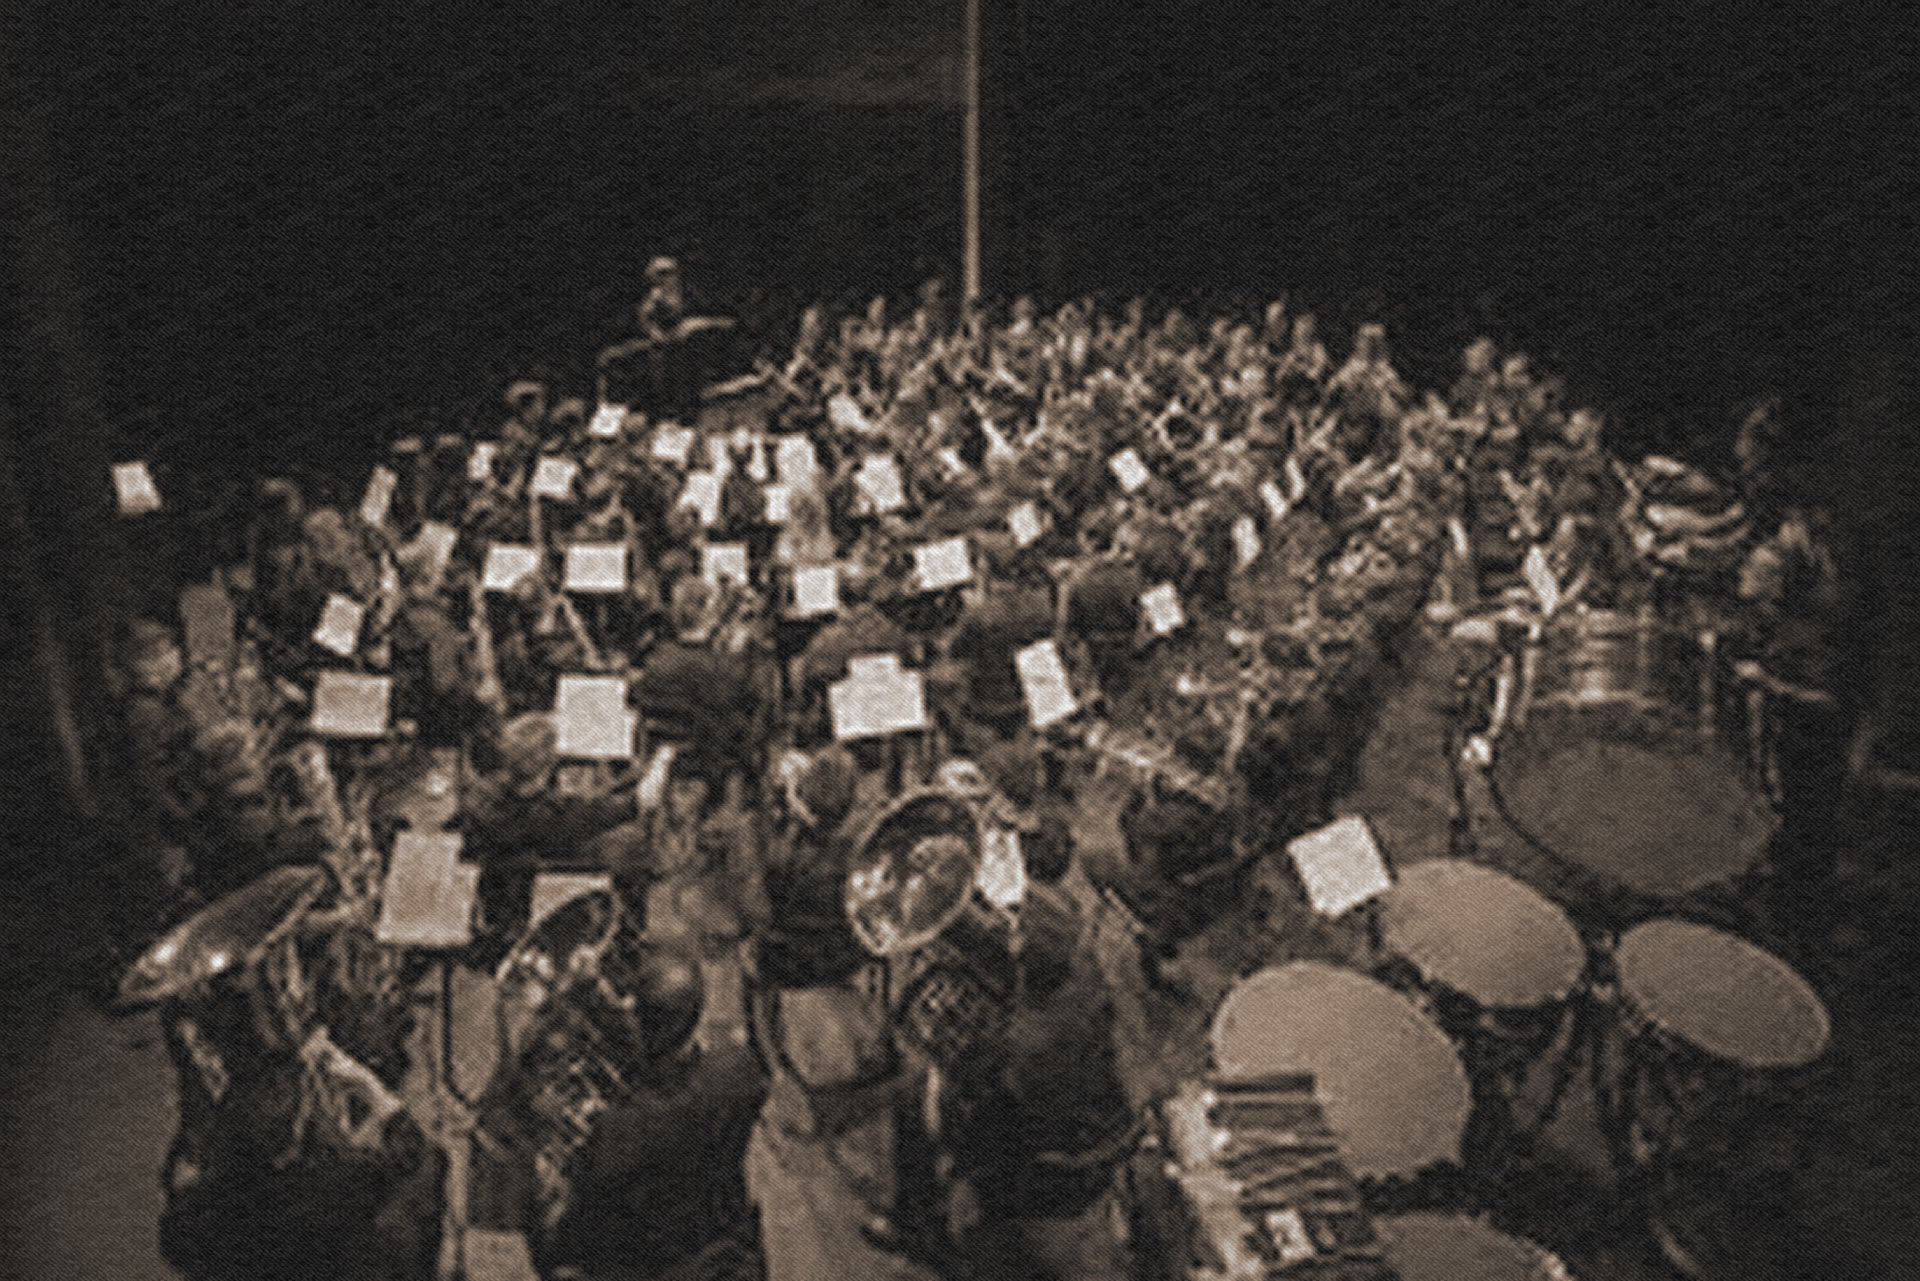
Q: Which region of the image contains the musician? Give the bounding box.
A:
[386,557,483,748]
[636,575,772,789]
[1275,312,1330,409]
[1738,503,1859,944]
[122,618,198,894]
[500,378,549,454]
[1062,538,1146,702]
[462,712,638,942]
[598,255,703,423]
[1448,336,1501,418]
[945,575,1054,754]
[938,898,1134,1281]
[746,749,940,1281]
[1325,323,1411,463]
[1089,784,1241,995]
[523,935,721,1280]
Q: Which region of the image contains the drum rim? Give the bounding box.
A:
[1380,859,1586,1007]
[1374,1211,1575,1281]
[1208,961,1472,1180]
[1615,918,1831,1068]
[1488,736,1775,897]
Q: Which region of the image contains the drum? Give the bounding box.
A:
[1492,605,1774,900]
[1373,1212,1576,1281]
[1210,963,1472,1184]
[1605,918,1830,1168]
[1376,860,1586,1086]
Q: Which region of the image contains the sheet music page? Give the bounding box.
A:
[483,544,542,592]
[1287,816,1392,917]
[311,672,393,737]
[112,462,162,515]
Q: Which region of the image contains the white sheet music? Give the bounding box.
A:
[652,425,695,465]
[702,542,750,588]
[112,462,162,515]
[311,671,393,738]
[978,829,1027,908]
[553,675,634,760]
[1233,515,1262,569]
[1287,816,1392,917]
[679,472,722,527]
[1109,448,1151,493]
[1015,639,1077,728]
[913,537,973,591]
[564,543,628,593]
[376,832,474,948]
[482,544,542,592]
[855,455,906,513]
[830,663,927,740]
[792,565,840,617]
[312,594,366,657]
[776,435,816,484]
[1008,501,1044,548]
[359,466,398,526]
[1260,479,1290,522]
[1141,583,1186,636]
[589,404,627,438]
[764,484,793,524]
[531,456,579,500]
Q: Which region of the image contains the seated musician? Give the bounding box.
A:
[937,891,1135,1281]
[462,712,638,945]
[499,378,548,455]
[746,748,943,1281]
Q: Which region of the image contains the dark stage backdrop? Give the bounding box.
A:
[17,2,1917,467]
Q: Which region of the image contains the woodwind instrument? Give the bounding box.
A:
[468,577,507,717]
[284,739,382,906]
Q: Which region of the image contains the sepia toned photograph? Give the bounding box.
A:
[2,3,1915,1279]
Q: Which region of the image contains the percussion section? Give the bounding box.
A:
[1148,1071,1399,1280]
[1209,963,1472,1185]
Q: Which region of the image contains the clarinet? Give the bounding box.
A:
[468,577,508,717]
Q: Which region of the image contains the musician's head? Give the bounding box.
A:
[126,618,184,692]
[1463,337,1498,376]
[504,378,547,426]
[645,256,683,303]
[499,712,558,791]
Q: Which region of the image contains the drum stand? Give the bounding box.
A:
[1479,933,1722,1255]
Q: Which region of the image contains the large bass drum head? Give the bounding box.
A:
[1616,919,1829,1069]
[1379,859,1585,1009]
[1375,1212,1576,1281]
[1493,736,1772,898]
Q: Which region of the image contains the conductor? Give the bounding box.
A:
[598,256,733,425]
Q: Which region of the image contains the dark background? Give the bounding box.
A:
[13,2,1918,465]
[4,1,1917,835]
